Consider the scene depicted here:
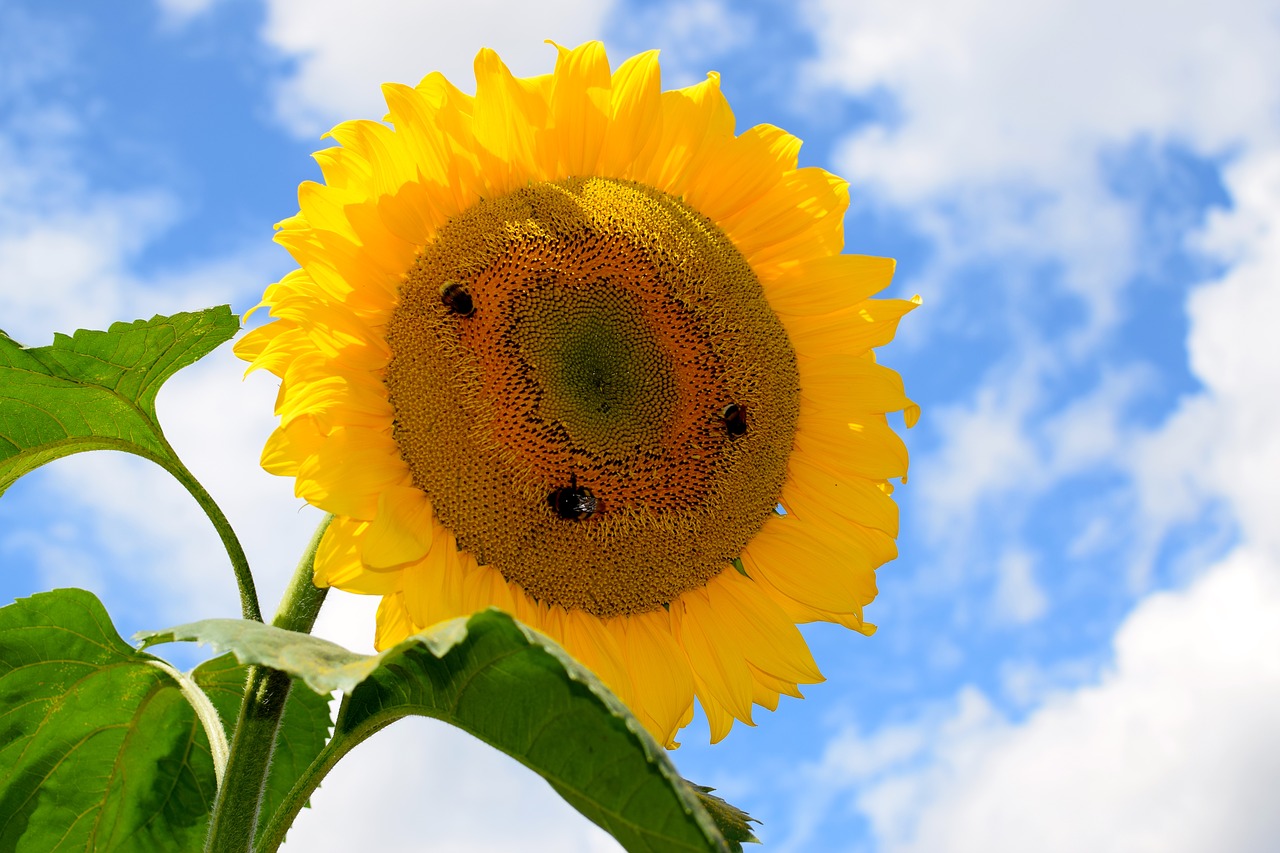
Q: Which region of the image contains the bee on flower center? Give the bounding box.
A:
[548,474,599,520]
[719,403,747,438]
[440,281,475,317]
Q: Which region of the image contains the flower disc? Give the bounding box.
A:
[385,177,799,616]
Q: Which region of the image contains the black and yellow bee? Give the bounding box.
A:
[440,281,475,317]
[548,474,599,520]
[719,403,747,438]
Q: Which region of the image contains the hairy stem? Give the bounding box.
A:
[255,695,358,853]
[204,515,331,853]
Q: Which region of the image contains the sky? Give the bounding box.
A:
[2,1,1279,850]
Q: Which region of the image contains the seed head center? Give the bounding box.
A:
[384,177,799,616]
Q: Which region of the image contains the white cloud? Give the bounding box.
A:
[790,135,1280,853]
[803,0,1280,362]
[280,716,621,852]
[789,547,1280,853]
[153,0,219,27]
[910,359,1147,588]
[992,548,1046,624]
[810,0,1280,193]
[809,0,1280,576]
[1121,149,1280,574]
[607,0,754,88]
[913,373,1038,542]
[256,0,615,137]
[796,5,1280,849]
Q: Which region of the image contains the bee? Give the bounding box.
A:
[719,403,747,438]
[440,281,475,317]
[548,474,599,520]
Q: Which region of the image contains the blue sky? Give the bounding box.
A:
[3,1,1279,850]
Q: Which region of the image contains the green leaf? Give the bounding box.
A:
[0,589,220,851]
[139,611,731,853]
[192,654,332,848]
[0,307,239,496]
[689,785,761,851]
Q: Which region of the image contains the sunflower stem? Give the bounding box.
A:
[255,695,361,853]
[204,515,331,853]
[160,454,263,623]
[269,514,333,634]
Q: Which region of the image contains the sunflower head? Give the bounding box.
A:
[236,41,918,747]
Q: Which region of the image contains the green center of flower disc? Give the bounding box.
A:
[513,284,676,461]
[384,177,800,616]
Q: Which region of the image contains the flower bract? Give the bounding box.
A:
[236,41,918,746]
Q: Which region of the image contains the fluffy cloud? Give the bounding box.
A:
[796,2,1280,848]
[804,0,1280,353]
[1130,150,1280,556]
[255,0,615,137]
[792,547,1280,853]
[803,0,1280,403]
[280,716,621,853]
[807,0,1280,584]
[808,0,1280,197]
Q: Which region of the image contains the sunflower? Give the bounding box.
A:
[235,41,918,747]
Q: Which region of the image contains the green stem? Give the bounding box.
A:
[204,515,331,853]
[270,518,332,635]
[256,696,355,853]
[161,455,263,623]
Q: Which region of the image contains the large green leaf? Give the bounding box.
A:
[192,654,332,848]
[139,611,731,853]
[0,589,219,851]
[0,307,239,495]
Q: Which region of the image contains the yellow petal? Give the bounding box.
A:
[798,354,912,416]
[374,592,414,650]
[781,296,919,357]
[562,608,634,708]
[763,253,895,308]
[547,41,611,177]
[294,426,411,519]
[362,486,436,568]
[785,452,900,536]
[706,569,824,685]
[461,561,517,615]
[277,353,393,433]
[612,610,695,748]
[313,517,402,595]
[684,124,799,224]
[261,415,324,477]
[473,47,549,188]
[670,589,755,727]
[638,72,734,195]
[742,514,878,615]
[792,407,910,482]
[402,525,466,628]
[600,49,662,177]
